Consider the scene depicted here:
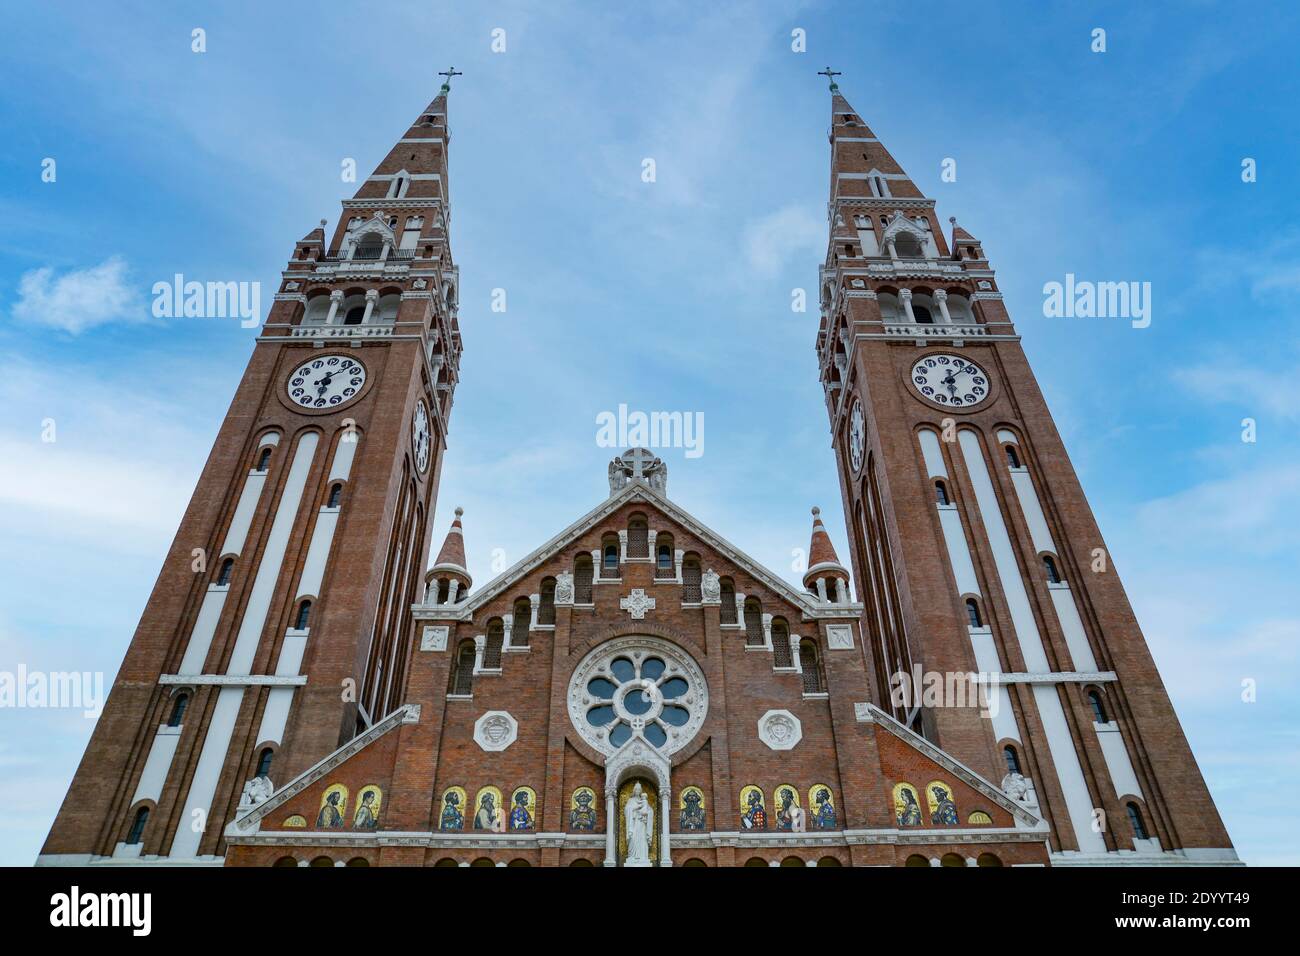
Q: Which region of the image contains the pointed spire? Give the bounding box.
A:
[803,506,850,600]
[433,506,468,571]
[825,76,923,204]
[949,216,976,242]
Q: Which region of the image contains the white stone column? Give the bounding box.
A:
[790,633,803,673]
[447,579,460,604]
[591,549,601,581]
[886,236,898,261]
[674,549,684,583]
[618,529,628,563]
[361,288,378,324]
[815,578,828,603]
[660,780,672,867]
[761,613,773,650]
[325,289,343,325]
[934,289,953,324]
[472,634,485,674]
[734,593,746,625]
[648,529,658,559]
[604,790,617,867]
[529,594,540,629]
[834,578,847,603]
[900,288,916,323]
[502,613,514,650]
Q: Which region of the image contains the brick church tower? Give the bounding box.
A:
[38,81,463,864]
[815,76,1237,863]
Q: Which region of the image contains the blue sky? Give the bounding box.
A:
[1,1,1297,865]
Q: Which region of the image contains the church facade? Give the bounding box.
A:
[38,77,1237,867]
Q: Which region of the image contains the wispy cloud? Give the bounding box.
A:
[743,203,823,276]
[10,257,143,334]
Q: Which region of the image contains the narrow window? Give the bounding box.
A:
[913,305,934,324]
[628,517,648,557]
[1087,690,1107,723]
[602,543,619,575]
[256,448,272,471]
[1127,803,1149,841]
[681,557,701,603]
[126,807,150,845]
[450,640,475,696]
[538,578,556,625]
[436,578,450,604]
[484,620,504,668]
[772,619,791,667]
[800,640,825,694]
[965,598,982,628]
[719,578,736,624]
[216,558,234,587]
[935,481,949,506]
[255,747,274,778]
[657,544,672,570]
[512,597,533,645]
[1043,555,1061,584]
[327,483,343,508]
[166,693,189,727]
[1005,445,1021,469]
[295,600,312,630]
[343,306,366,325]
[744,598,764,647]
[1003,745,1021,775]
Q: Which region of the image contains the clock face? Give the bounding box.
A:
[849,399,866,473]
[412,400,431,473]
[287,355,367,411]
[909,354,990,409]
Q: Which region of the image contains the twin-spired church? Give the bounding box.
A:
[38,75,1238,867]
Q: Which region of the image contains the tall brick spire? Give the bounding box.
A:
[803,506,850,603]
[428,506,471,599]
[828,85,924,204]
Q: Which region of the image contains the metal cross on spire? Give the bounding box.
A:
[438,66,463,93]
[817,66,842,92]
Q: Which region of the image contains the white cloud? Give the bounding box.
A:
[1175,357,1300,422]
[743,203,823,277]
[11,256,142,334]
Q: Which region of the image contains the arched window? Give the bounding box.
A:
[1003,745,1022,775]
[1127,802,1150,841]
[343,305,367,325]
[573,556,593,604]
[601,535,620,577]
[327,483,343,508]
[627,516,648,558]
[1087,690,1107,723]
[512,597,533,645]
[1005,445,1021,469]
[538,578,556,625]
[655,534,675,578]
[126,806,149,845]
[216,558,234,587]
[436,578,450,605]
[484,619,504,668]
[772,618,792,667]
[255,747,274,778]
[294,600,312,630]
[904,854,930,867]
[743,598,764,647]
[940,853,965,867]
[935,480,950,506]
[256,448,272,471]
[913,304,934,324]
[977,853,1003,867]
[895,232,922,258]
[965,598,983,628]
[272,856,297,867]
[450,640,475,696]
[800,639,825,694]
[681,556,701,603]
[1042,555,1061,584]
[719,578,737,624]
[166,693,189,727]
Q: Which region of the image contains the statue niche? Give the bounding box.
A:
[617,777,659,867]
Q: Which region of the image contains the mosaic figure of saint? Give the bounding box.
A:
[570,790,597,831]
[930,784,959,825]
[812,787,837,829]
[896,786,922,826]
[741,788,767,830]
[474,792,503,831]
[679,789,706,831]
[509,790,534,830]
[776,787,799,831]
[352,789,378,829]
[440,791,463,830]
[316,790,344,829]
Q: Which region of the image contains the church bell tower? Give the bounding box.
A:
[815,74,1236,863]
[39,77,465,864]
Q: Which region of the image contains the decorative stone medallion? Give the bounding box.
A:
[619,588,656,620]
[420,625,449,652]
[825,624,854,650]
[474,710,518,752]
[757,709,803,751]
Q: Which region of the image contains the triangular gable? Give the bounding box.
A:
[861,703,1043,829]
[225,703,418,837]
[436,481,858,622]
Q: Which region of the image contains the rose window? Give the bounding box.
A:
[568,636,708,757]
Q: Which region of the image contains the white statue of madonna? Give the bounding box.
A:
[625,783,654,867]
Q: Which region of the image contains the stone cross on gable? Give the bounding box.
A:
[623,447,658,481]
